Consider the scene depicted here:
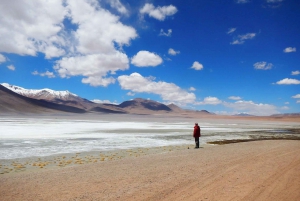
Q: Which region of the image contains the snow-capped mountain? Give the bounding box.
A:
[1,83,129,113]
[1,83,78,101]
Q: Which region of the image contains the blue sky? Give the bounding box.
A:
[0,0,299,115]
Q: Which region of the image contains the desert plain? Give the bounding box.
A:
[0,114,300,201]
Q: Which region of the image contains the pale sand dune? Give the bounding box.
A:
[0,140,300,201]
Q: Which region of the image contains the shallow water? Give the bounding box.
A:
[0,116,298,159]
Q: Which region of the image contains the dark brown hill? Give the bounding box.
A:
[167,103,183,112]
[118,98,172,112]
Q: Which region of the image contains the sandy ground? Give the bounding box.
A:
[0,140,299,201]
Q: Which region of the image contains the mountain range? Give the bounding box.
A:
[0,83,212,116]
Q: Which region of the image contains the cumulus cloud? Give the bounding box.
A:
[275,78,300,85]
[127,91,135,96]
[140,3,178,21]
[54,0,137,86]
[55,52,129,86]
[117,73,196,105]
[236,0,250,3]
[107,0,128,15]
[253,61,273,70]
[264,0,284,8]
[7,65,15,71]
[292,94,300,99]
[283,47,296,53]
[0,0,66,58]
[191,61,204,70]
[189,87,196,91]
[131,51,163,67]
[159,29,172,37]
[67,0,137,55]
[228,96,242,100]
[223,100,279,116]
[291,71,300,75]
[0,54,6,63]
[197,97,222,105]
[267,0,283,3]
[231,33,256,45]
[168,48,180,56]
[32,70,55,78]
[291,94,300,103]
[0,0,138,87]
[281,106,289,110]
[227,28,237,34]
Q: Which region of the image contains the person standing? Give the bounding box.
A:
[193,123,201,148]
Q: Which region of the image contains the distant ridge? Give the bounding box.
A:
[119,98,172,112]
[0,83,215,116]
[271,113,300,117]
[167,103,183,112]
[233,113,255,117]
[199,110,211,114]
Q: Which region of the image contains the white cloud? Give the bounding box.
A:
[223,100,279,116]
[54,0,137,87]
[127,91,135,96]
[7,65,15,71]
[231,33,256,45]
[55,52,129,86]
[236,0,250,3]
[0,54,6,63]
[283,47,296,53]
[191,61,204,70]
[291,94,300,104]
[265,0,284,8]
[276,78,300,85]
[267,0,283,3]
[253,61,273,70]
[67,0,137,55]
[227,28,237,34]
[228,96,242,100]
[117,73,196,105]
[43,45,65,59]
[189,87,196,91]
[32,70,55,78]
[0,0,138,87]
[197,97,222,105]
[284,102,289,104]
[0,0,66,58]
[108,0,128,15]
[281,106,289,110]
[168,48,180,56]
[131,51,163,67]
[292,71,300,75]
[140,3,178,21]
[82,76,116,87]
[292,94,300,99]
[159,29,172,37]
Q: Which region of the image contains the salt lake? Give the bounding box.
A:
[0,114,298,160]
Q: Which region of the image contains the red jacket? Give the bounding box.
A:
[193,125,201,137]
